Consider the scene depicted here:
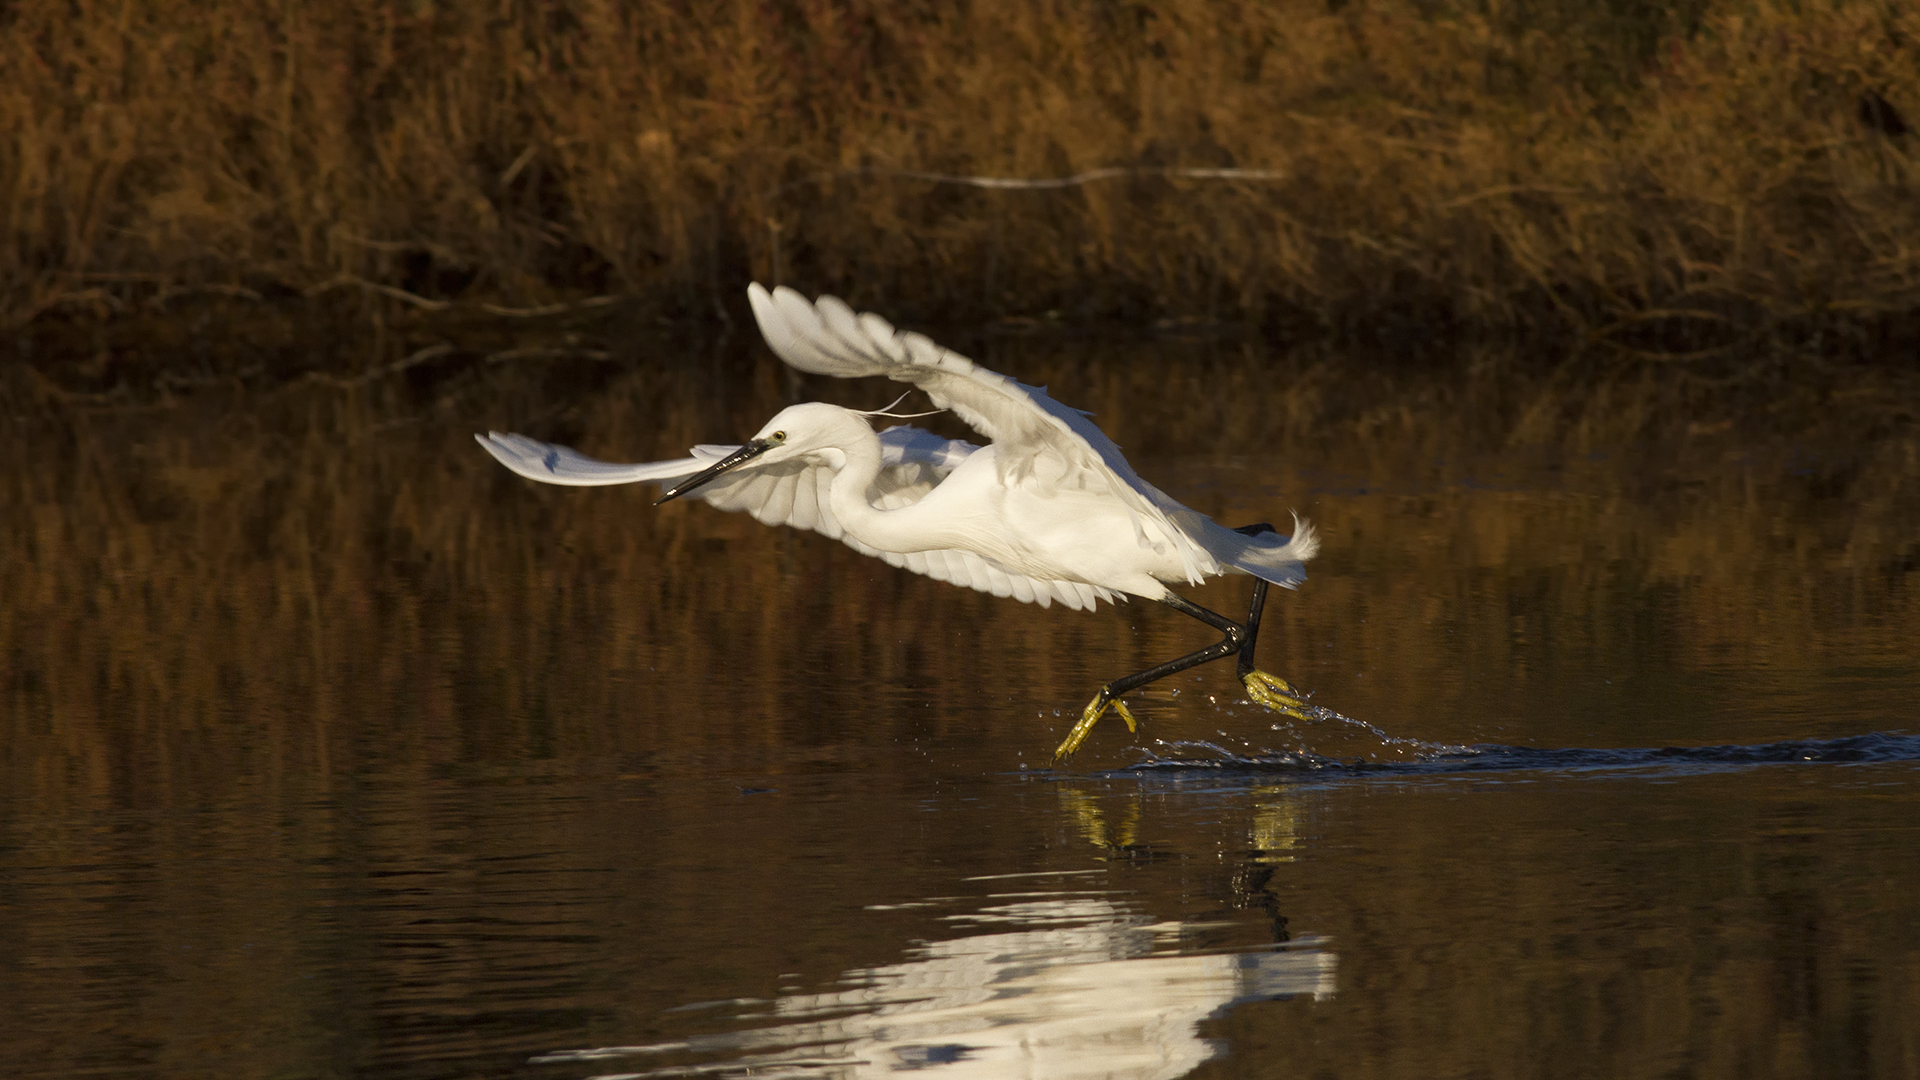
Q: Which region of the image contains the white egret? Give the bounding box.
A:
[477,284,1319,760]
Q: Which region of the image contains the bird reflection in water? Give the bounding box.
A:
[532,890,1334,1079]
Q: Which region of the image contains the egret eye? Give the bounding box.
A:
[770,431,786,443]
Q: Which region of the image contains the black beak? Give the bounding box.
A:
[655,439,774,505]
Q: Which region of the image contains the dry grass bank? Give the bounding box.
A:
[5,0,1919,349]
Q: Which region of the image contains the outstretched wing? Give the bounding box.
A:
[476,428,1118,610]
[477,431,719,488]
[748,283,1217,584]
[477,428,957,536]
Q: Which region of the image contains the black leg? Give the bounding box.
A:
[1238,579,1270,677]
[1096,592,1251,702]
[1053,521,1308,761]
[1231,523,1276,678]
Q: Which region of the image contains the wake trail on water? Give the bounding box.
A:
[1124,703,1920,779]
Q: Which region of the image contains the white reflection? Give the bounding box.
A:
[538,895,1335,1079]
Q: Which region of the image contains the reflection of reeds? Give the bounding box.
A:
[5,0,1918,344]
[4,339,1915,817]
[4,338,1917,1075]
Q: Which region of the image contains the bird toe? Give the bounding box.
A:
[1243,669,1312,721]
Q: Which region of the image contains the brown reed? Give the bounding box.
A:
[4,0,1918,348]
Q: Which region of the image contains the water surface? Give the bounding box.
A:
[3,336,1917,1079]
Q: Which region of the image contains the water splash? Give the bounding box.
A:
[1130,701,1478,770]
[1275,702,1477,759]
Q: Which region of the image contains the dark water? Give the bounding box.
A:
[3,337,1918,1079]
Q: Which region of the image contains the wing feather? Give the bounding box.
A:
[476,431,713,487]
[938,551,969,591]
[755,469,796,528]
[861,312,909,362]
[749,283,1217,583]
[476,428,1116,607]
[1010,574,1036,606]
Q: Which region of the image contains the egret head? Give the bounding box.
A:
[655,403,872,504]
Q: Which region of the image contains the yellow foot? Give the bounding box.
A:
[1244,669,1313,722]
[1052,693,1138,763]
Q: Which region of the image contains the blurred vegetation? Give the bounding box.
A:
[5,0,1920,353]
[5,337,1916,814]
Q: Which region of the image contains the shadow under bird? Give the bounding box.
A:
[477,284,1320,760]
